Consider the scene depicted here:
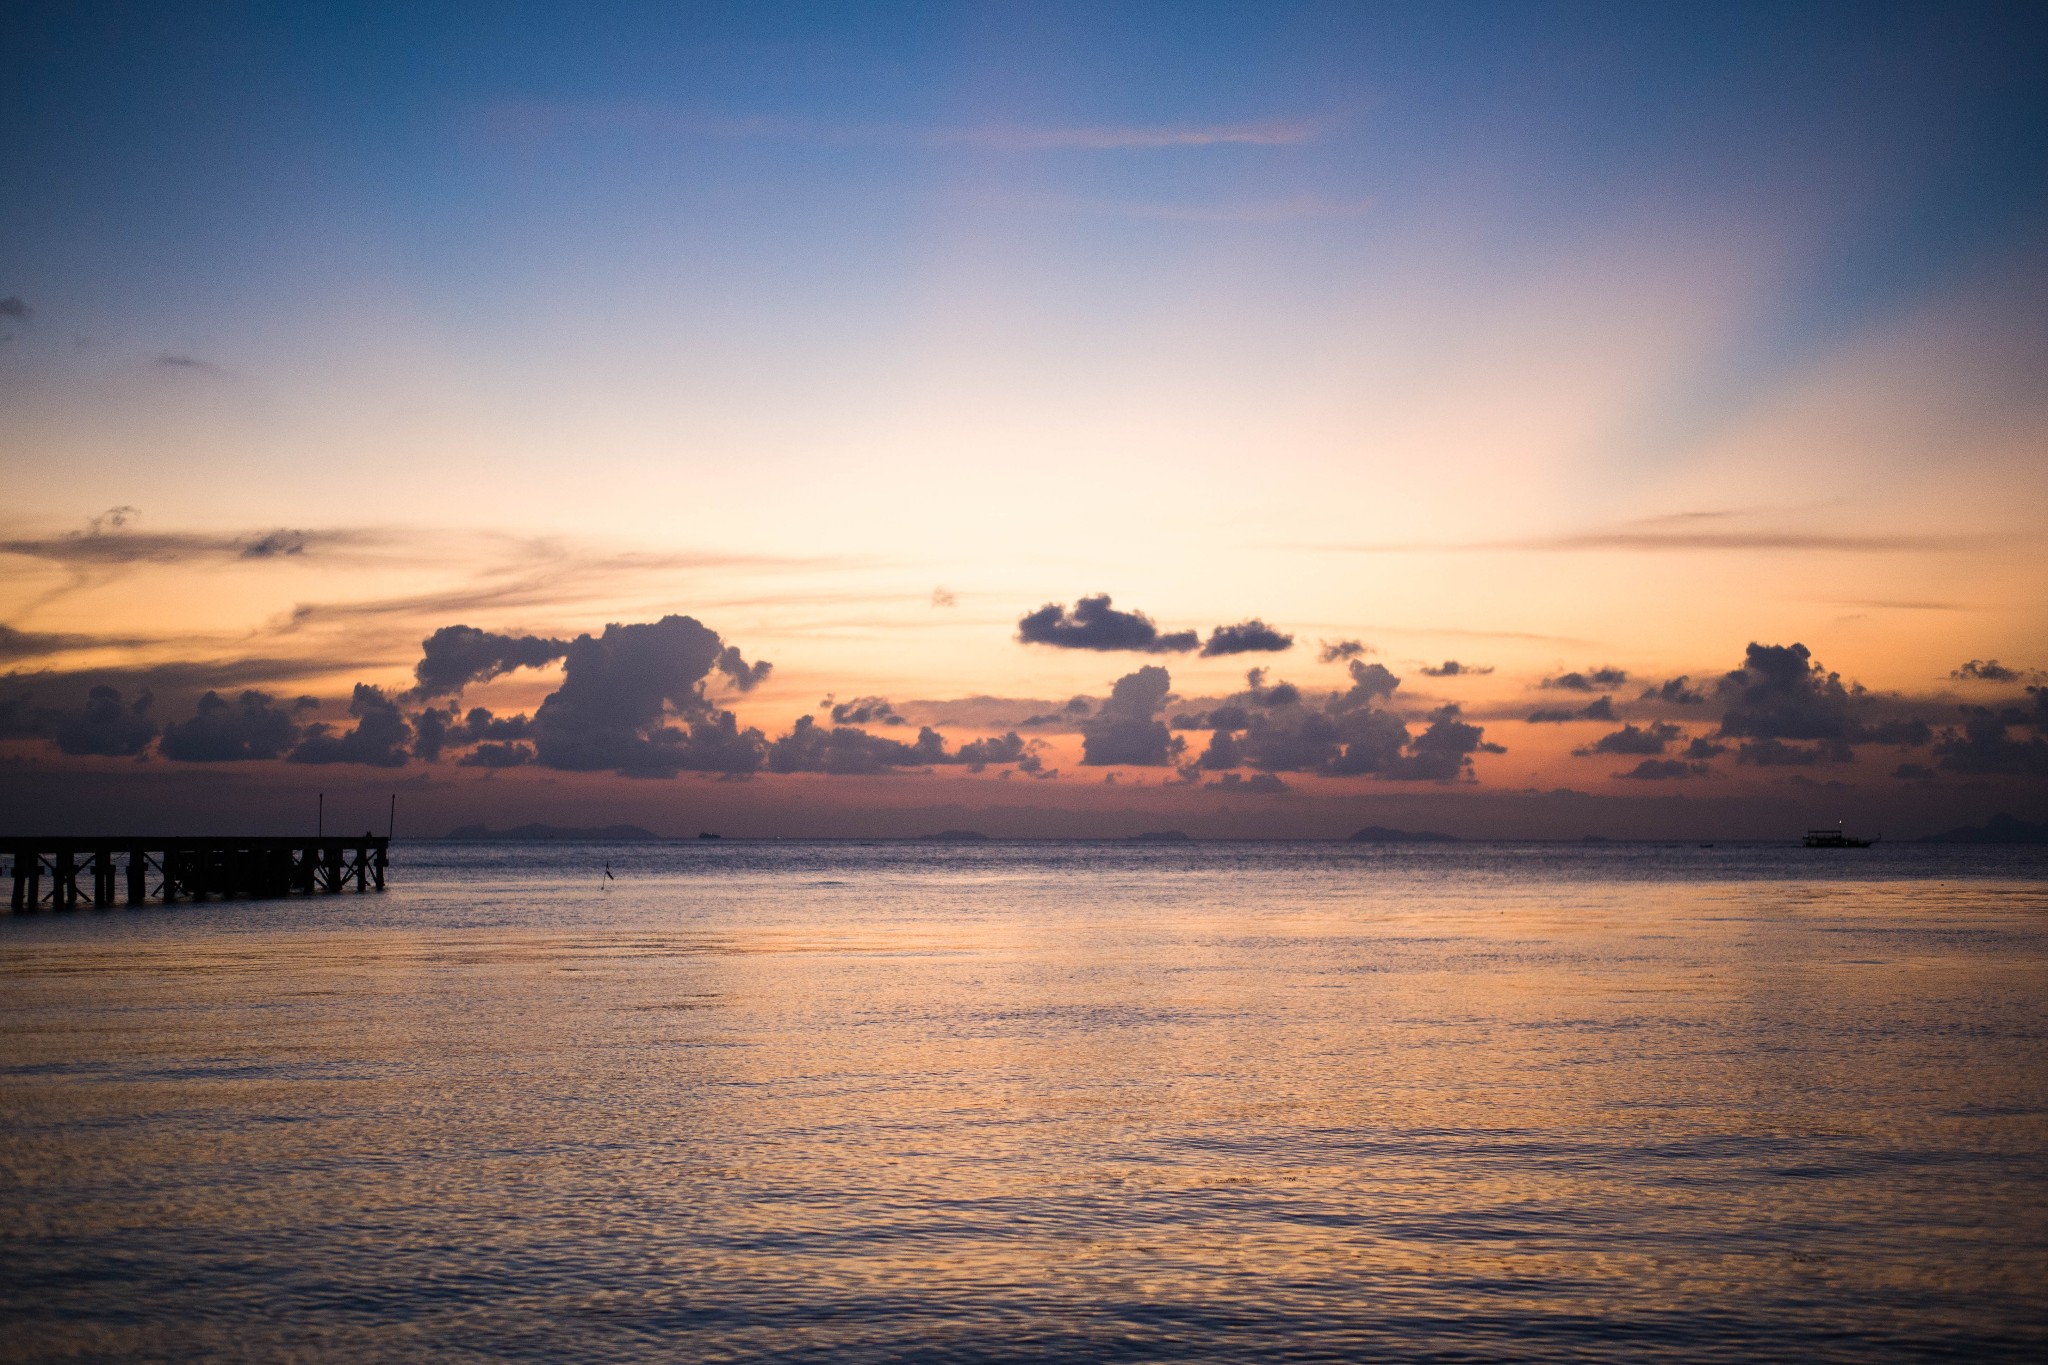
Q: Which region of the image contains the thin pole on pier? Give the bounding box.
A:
[388,794,396,840]
[317,793,324,838]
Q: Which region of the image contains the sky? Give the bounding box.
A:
[2,0,2045,839]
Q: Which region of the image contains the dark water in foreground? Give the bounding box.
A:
[3,841,2046,1362]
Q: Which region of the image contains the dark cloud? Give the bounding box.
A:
[1182,662,1500,781]
[1614,759,1712,780]
[1574,722,1683,756]
[1017,595,1198,653]
[156,353,224,373]
[1081,666,1185,766]
[1318,640,1370,663]
[1541,667,1628,692]
[2,523,363,568]
[242,530,309,558]
[459,742,536,768]
[1388,706,1506,781]
[762,716,1034,775]
[1339,660,1401,708]
[530,616,768,777]
[1205,771,1290,794]
[1641,676,1707,705]
[1018,695,1095,727]
[715,645,772,693]
[1951,659,2037,683]
[1527,696,1617,724]
[952,733,1028,772]
[766,716,947,774]
[1714,642,1930,749]
[158,690,307,762]
[1419,660,1493,677]
[1736,738,1852,766]
[409,703,534,763]
[1930,706,2048,778]
[828,696,907,726]
[411,625,571,698]
[289,685,412,767]
[1200,620,1294,657]
[0,625,145,661]
[0,297,29,319]
[54,686,156,757]
[1683,737,1728,760]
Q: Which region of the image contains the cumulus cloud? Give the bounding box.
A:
[158,690,308,762]
[1205,771,1290,794]
[1081,665,1185,766]
[1715,642,1928,751]
[0,297,29,319]
[411,625,571,698]
[1017,595,1198,653]
[1614,759,1712,780]
[1737,738,1852,766]
[289,684,412,767]
[530,615,768,777]
[1951,659,2039,683]
[767,716,948,774]
[1541,667,1629,692]
[1200,620,1294,656]
[827,696,907,726]
[412,704,533,761]
[1641,677,1706,705]
[459,742,536,768]
[1574,722,1683,756]
[1018,696,1095,728]
[715,645,772,692]
[54,685,156,757]
[952,732,1029,772]
[1179,661,1500,781]
[1318,640,1370,663]
[1930,702,2048,777]
[1527,696,1617,724]
[1419,660,1492,677]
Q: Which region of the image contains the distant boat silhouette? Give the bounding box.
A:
[1803,828,1876,848]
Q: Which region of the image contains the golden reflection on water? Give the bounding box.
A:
[2,851,2046,1360]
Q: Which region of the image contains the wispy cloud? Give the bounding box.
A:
[984,190,1369,222]
[155,352,226,375]
[1301,510,1994,555]
[480,101,1321,152]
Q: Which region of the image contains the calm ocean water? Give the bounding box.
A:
[3,840,2046,1362]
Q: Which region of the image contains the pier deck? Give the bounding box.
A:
[3,837,389,911]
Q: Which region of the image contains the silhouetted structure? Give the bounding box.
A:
[4,836,388,912]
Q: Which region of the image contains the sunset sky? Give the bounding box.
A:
[3,1,2044,838]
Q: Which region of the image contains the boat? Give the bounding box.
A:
[1803,828,1876,848]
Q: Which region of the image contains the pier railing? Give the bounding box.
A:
[3,837,389,911]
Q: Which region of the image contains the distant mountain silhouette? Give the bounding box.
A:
[1348,825,1459,843]
[1129,830,1190,841]
[443,823,664,841]
[920,829,989,841]
[1918,813,2048,844]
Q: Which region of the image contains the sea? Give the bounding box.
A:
[3,840,2046,1362]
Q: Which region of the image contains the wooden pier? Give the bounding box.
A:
[3,837,389,912]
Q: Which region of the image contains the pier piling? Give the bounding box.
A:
[1,837,391,914]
